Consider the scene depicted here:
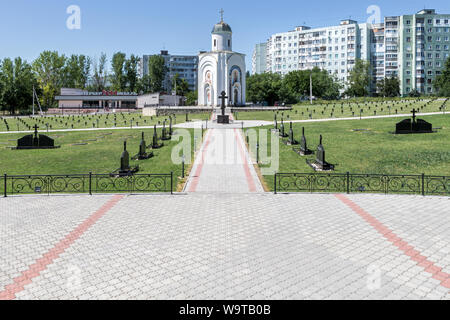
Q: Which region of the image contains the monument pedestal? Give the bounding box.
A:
[217,91,230,125]
[217,115,230,124]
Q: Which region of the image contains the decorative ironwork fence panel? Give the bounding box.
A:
[425,176,450,196]
[276,173,347,193]
[349,174,422,195]
[2,173,173,197]
[275,173,449,196]
[92,174,172,194]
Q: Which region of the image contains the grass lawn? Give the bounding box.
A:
[246,114,450,191]
[0,127,200,193]
[235,98,448,122]
[0,112,211,132]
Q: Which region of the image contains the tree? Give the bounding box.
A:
[408,89,421,97]
[281,68,341,102]
[377,76,400,97]
[124,54,139,92]
[63,54,91,89]
[91,53,108,92]
[148,55,167,92]
[171,73,190,96]
[246,72,282,105]
[280,70,309,103]
[0,72,3,111]
[32,51,66,108]
[111,52,126,91]
[186,91,197,106]
[136,74,152,94]
[0,57,37,114]
[433,57,450,97]
[345,59,370,97]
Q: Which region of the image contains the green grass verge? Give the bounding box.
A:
[235,99,448,122]
[245,114,450,191]
[0,112,211,132]
[0,127,200,193]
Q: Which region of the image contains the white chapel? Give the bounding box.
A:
[198,11,246,107]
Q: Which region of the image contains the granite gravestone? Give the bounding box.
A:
[284,122,298,145]
[161,120,171,141]
[307,135,334,171]
[395,109,433,134]
[151,124,164,149]
[132,132,154,160]
[111,141,139,177]
[15,125,60,150]
[279,118,288,138]
[293,127,313,156]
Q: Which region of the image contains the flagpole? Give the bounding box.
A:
[32,85,35,116]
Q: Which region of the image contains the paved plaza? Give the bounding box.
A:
[0,193,449,300]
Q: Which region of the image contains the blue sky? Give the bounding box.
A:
[0,0,449,71]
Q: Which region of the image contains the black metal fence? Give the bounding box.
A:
[1,173,173,197]
[274,172,449,196]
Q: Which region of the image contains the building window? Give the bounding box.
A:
[228,40,230,47]
[214,39,217,47]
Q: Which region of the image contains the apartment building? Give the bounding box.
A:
[398,9,450,95]
[139,51,198,93]
[256,9,450,96]
[252,43,267,74]
[264,20,369,86]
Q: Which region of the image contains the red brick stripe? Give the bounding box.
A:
[0,195,124,300]
[187,129,213,192]
[234,129,257,193]
[335,194,450,289]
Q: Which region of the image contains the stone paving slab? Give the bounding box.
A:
[184,128,264,194]
[0,193,448,300]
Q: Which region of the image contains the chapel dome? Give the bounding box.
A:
[212,21,232,33]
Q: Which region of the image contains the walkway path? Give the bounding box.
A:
[184,111,264,193]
